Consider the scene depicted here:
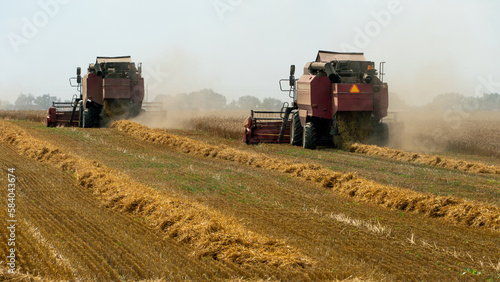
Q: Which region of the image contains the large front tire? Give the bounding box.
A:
[290,111,303,146]
[82,109,92,128]
[83,105,102,128]
[303,121,317,150]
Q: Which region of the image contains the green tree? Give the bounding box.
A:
[237,95,261,110]
[480,93,500,111]
[34,94,59,109]
[260,97,283,110]
[427,93,464,110]
[189,89,226,110]
[15,93,35,110]
[15,93,59,110]
[0,100,13,110]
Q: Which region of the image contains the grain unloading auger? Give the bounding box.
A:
[47,56,164,128]
[244,50,389,149]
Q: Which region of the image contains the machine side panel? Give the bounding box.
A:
[334,83,373,94]
[297,75,332,121]
[310,76,332,119]
[373,83,388,120]
[297,75,313,115]
[84,73,103,106]
[103,78,131,99]
[336,94,373,111]
[298,109,308,126]
[131,78,145,104]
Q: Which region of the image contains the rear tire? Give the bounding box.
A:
[290,111,303,146]
[303,121,317,150]
[83,105,102,128]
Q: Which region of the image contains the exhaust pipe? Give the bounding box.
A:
[309,62,340,83]
[76,67,81,84]
[95,63,104,77]
[289,65,295,87]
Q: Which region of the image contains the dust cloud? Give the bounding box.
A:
[130,109,248,136]
[141,48,221,103]
[382,110,500,160]
[130,110,184,129]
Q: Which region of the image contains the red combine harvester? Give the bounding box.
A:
[244,50,389,149]
[46,56,155,128]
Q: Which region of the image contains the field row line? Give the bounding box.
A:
[111,120,500,231]
[0,120,312,271]
[349,143,500,174]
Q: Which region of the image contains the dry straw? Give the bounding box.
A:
[349,143,500,174]
[0,120,311,269]
[336,112,373,147]
[0,267,44,281]
[0,110,46,123]
[111,120,500,231]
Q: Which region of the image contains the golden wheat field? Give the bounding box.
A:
[0,110,499,281]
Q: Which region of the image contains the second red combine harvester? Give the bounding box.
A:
[46,56,163,128]
[244,50,389,149]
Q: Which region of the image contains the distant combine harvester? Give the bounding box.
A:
[46,56,163,128]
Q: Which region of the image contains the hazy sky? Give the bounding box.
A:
[1,0,499,106]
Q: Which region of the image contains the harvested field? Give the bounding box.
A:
[0,120,314,280]
[1,113,500,281]
[112,120,500,231]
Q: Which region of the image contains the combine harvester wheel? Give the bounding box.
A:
[290,111,303,146]
[303,121,317,149]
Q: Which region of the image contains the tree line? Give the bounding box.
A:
[419,93,500,111]
[0,93,60,110]
[0,90,285,111]
[2,90,498,112]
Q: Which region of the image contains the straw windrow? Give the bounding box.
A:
[349,143,500,174]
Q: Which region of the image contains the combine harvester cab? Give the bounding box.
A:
[46,56,161,128]
[244,50,389,149]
